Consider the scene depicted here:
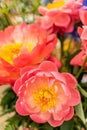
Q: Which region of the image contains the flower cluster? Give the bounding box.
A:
[0,0,87,129]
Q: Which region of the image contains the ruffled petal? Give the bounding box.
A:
[68,88,81,106]
[70,51,86,67]
[65,107,74,121]
[48,116,64,127]
[16,98,29,116]
[30,112,50,123]
[39,61,58,72]
[62,73,77,88]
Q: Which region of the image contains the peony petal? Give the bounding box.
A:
[68,88,81,106]
[39,61,58,72]
[41,16,53,29]
[20,66,36,75]
[53,105,70,121]
[48,115,64,127]
[65,107,74,121]
[62,73,77,88]
[51,72,66,84]
[14,54,32,68]
[16,98,29,116]
[39,6,48,15]
[0,31,5,44]
[24,23,48,45]
[63,19,74,33]
[47,56,61,69]
[13,78,22,95]
[30,44,47,64]
[12,23,27,43]
[4,26,15,44]
[54,13,70,28]
[77,27,83,36]
[16,97,40,115]
[30,112,50,123]
[70,51,86,67]
[79,9,87,26]
[80,26,87,40]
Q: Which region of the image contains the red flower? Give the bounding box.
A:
[0,23,57,85]
[13,61,80,127]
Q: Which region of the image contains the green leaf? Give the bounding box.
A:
[75,102,86,125]
[5,124,15,130]
[4,113,31,130]
[0,87,17,110]
[30,0,41,7]
[77,84,87,98]
[30,122,39,129]
[40,123,54,130]
[60,120,73,130]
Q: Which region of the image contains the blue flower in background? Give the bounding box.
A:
[83,0,87,6]
[65,29,80,41]
[43,0,53,5]
[71,29,80,40]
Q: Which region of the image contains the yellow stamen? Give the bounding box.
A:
[25,42,36,52]
[33,86,56,112]
[46,0,65,9]
[0,43,22,64]
[0,42,36,65]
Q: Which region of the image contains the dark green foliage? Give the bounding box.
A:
[60,120,74,130]
[5,114,31,130]
[0,86,17,111]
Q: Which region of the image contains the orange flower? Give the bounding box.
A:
[13,61,80,127]
[0,23,57,85]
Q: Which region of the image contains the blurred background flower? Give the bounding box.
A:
[83,0,87,6]
[43,0,53,5]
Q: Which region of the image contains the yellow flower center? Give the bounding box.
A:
[33,86,56,112]
[46,0,65,9]
[0,43,22,64]
[0,42,36,65]
[25,42,36,53]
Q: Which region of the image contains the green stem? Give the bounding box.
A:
[76,56,87,79]
[75,102,86,125]
[60,36,65,62]
[67,36,73,51]
[4,13,13,25]
[77,83,87,98]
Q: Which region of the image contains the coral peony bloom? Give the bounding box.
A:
[70,26,87,67]
[0,23,57,85]
[0,59,20,85]
[47,56,62,68]
[0,23,57,84]
[79,4,87,26]
[13,61,80,127]
[37,0,83,34]
[79,8,87,25]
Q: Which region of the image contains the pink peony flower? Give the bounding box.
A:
[79,6,87,25]
[0,59,20,85]
[13,61,80,127]
[36,0,83,34]
[0,23,57,85]
[70,26,87,67]
[47,56,62,68]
